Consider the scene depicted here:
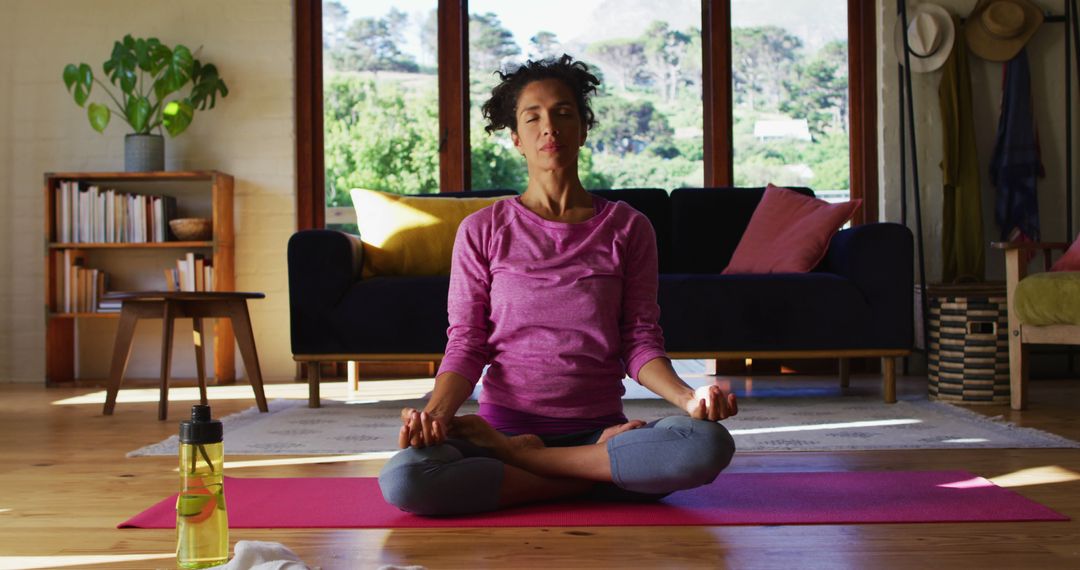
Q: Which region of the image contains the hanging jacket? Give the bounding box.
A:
[939,15,985,283]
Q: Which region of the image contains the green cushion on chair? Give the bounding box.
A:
[1015,272,1080,326]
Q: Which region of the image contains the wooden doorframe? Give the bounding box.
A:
[295,0,324,230]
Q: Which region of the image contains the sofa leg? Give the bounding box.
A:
[1009,327,1028,411]
[348,361,360,392]
[882,356,896,403]
[839,358,850,388]
[308,361,321,408]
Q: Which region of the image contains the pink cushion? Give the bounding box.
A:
[1050,234,1080,272]
[723,184,862,274]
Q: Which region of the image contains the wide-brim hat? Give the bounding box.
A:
[966,0,1043,62]
[894,3,956,73]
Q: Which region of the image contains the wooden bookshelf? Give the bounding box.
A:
[43,171,236,386]
[49,241,214,249]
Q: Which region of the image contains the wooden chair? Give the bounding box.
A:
[994,241,1075,410]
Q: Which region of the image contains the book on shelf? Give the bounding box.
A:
[165,252,214,292]
[54,181,179,244]
[98,298,122,313]
[57,249,112,313]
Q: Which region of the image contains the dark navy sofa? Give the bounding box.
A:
[288,187,913,407]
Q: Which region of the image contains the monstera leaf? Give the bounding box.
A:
[62,63,93,107]
[154,45,194,102]
[103,35,139,93]
[88,103,111,133]
[189,61,229,110]
[163,99,195,137]
[126,96,152,133]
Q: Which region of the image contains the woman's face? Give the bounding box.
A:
[510,78,587,171]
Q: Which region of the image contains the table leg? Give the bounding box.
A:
[309,362,321,408]
[159,301,176,421]
[192,317,208,406]
[103,306,140,415]
[229,301,269,413]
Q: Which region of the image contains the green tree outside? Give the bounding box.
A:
[323,8,849,206]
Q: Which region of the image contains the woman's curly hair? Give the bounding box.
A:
[481,54,600,135]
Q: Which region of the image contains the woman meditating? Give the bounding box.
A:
[379,55,738,516]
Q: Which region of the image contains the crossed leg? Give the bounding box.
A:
[461,418,647,507]
[379,415,733,515]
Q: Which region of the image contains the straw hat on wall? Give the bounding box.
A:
[894,3,956,73]
[966,0,1044,61]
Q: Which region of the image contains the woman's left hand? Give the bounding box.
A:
[685,385,738,421]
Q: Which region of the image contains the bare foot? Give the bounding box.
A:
[596,420,646,445]
[508,433,545,452]
[449,415,544,461]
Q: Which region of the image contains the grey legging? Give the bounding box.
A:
[378,416,736,516]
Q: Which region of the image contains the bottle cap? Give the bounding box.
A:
[179,404,223,444]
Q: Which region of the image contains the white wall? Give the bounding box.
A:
[0,0,296,383]
[877,0,1079,283]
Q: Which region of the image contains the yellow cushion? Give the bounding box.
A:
[350,188,509,277]
[1015,271,1080,326]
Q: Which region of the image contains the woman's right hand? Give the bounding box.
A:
[398,407,448,449]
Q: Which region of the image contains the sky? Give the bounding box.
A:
[336,0,598,61]
[333,0,848,62]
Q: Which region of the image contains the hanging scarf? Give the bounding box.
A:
[989,47,1044,246]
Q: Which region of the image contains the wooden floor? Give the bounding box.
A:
[2,373,1079,569]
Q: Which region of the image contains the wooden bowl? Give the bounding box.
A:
[169,218,212,241]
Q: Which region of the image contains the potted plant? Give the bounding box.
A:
[62,34,229,172]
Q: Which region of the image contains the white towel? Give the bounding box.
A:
[206,540,312,570]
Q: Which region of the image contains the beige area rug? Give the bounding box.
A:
[128,394,1079,456]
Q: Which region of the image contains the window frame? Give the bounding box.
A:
[294,0,876,230]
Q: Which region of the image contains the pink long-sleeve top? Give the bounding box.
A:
[437,195,668,435]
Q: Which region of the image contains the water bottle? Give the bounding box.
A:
[177,404,229,568]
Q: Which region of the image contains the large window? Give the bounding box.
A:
[466,1,704,191]
[297,0,875,228]
[731,0,850,202]
[322,1,440,228]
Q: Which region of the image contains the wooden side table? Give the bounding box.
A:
[102,291,270,420]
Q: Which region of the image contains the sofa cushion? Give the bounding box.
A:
[327,276,453,354]
[723,184,861,274]
[1050,235,1080,271]
[670,187,814,273]
[658,273,877,351]
[1015,271,1080,326]
[589,188,672,272]
[350,189,512,278]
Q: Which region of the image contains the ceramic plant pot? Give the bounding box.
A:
[124,133,165,172]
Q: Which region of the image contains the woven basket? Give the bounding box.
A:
[923,283,1009,404]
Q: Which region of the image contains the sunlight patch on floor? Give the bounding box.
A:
[989,465,1080,488]
[938,477,994,489]
[729,418,921,435]
[51,378,437,406]
[941,438,989,444]
[220,451,398,470]
[0,553,175,570]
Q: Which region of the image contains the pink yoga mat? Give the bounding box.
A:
[120,471,1067,529]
